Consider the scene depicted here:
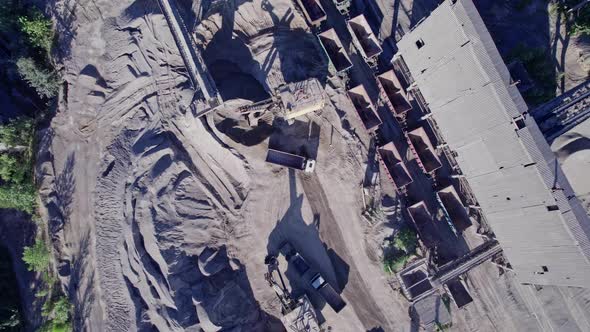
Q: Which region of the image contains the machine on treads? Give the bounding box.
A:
[264,255,321,332]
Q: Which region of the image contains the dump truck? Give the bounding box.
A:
[265,255,321,332]
[348,84,382,132]
[279,242,347,313]
[266,149,316,173]
[318,29,353,73]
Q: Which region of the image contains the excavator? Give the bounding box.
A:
[264,255,322,332]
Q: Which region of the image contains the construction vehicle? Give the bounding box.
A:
[266,149,316,173]
[265,255,322,332]
[279,242,347,313]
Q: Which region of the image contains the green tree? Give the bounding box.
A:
[16,57,59,98]
[0,153,27,184]
[0,180,35,213]
[393,228,417,253]
[22,240,50,272]
[51,297,72,325]
[0,117,34,148]
[383,254,411,273]
[18,8,53,52]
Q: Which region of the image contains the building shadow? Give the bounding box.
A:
[554,132,590,163]
[268,119,322,160]
[193,245,285,330]
[474,0,555,104]
[215,117,275,146]
[261,1,329,85]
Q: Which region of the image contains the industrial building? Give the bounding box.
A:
[396,0,590,288]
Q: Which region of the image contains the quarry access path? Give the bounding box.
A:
[299,172,395,330]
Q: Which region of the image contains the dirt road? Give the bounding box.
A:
[299,172,394,331]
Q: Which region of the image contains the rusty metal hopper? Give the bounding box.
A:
[377,142,412,189]
[406,126,442,174]
[437,185,472,232]
[407,201,434,246]
[318,29,353,73]
[348,14,382,59]
[348,84,382,132]
[376,69,412,115]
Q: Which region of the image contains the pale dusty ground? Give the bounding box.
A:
[39,0,590,331]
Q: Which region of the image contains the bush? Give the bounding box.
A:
[18,8,53,53]
[51,297,72,325]
[16,57,59,98]
[22,240,50,272]
[40,296,72,332]
[0,182,35,213]
[508,44,556,105]
[383,227,418,273]
[383,253,411,273]
[0,117,34,148]
[0,153,27,184]
[393,228,417,253]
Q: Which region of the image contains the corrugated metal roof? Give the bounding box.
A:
[397,0,590,288]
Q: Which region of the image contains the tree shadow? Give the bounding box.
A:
[69,230,96,331]
[0,209,40,330]
[55,152,76,225]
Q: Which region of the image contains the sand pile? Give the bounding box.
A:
[42,0,278,330]
[552,120,590,210]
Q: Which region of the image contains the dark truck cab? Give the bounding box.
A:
[280,242,347,313]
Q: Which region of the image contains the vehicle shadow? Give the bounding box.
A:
[266,188,349,322]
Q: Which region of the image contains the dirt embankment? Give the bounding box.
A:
[0,209,41,331]
[42,0,281,330]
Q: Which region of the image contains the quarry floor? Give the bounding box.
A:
[33,0,590,331]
